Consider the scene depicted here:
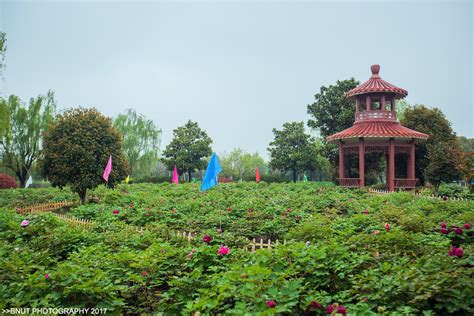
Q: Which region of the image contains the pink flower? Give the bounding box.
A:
[112,210,119,215]
[440,228,448,234]
[454,227,463,235]
[385,223,391,231]
[464,223,472,229]
[373,230,380,235]
[266,300,277,308]
[203,235,212,243]
[325,305,334,314]
[449,247,464,257]
[20,220,29,227]
[141,271,149,276]
[218,246,230,256]
[310,301,322,309]
[44,274,49,279]
[296,216,302,222]
[363,208,369,214]
[187,249,196,259]
[305,241,311,245]
[440,222,447,228]
[217,228,223,234]
[337,305,347,315]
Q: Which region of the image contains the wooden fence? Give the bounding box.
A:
[52,213,95,229]
[16,200,78,214]
[368,188,468,201]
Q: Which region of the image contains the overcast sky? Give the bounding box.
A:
[1,0,472,159]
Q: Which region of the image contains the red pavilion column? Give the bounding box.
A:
[338,141,345,180]
[388,138,395,191]
[408,139,415,179]
[359,138,365,187]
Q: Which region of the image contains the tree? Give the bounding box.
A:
[268,122,325,182]
[113,109,162,177]
[457,136,474,153]
[220,148,266,181]
[307,78,359,138]
[401,105,463,186]
[40,108,129,203]
[162,120,212,181]
[0,92,56,186]
[425,140,463,190]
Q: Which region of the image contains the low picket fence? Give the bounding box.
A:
[52,213,95,229]
[16,200,78,214]
[368,188,468,201]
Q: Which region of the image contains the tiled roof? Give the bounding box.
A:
[327,121,429,142]
[346,65,408,99]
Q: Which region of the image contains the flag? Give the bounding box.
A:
[201,153,222,191]
[303,174,308,182]
[103,155,112,182]
[255,167,261,183]
[172,165,179,184]
[25,176,33,188]
[124,175,130,184]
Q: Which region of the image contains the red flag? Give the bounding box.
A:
[255,167,260,183]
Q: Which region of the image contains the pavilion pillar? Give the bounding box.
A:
[388,138,395,191]
[358,138,365,187]
[355,98,359,112]
[366,95,371,111]
[391,96,396,112]
[338,141,345,180]
[408,139,415,179]
[385,153,389,187]
[381,95,386,111]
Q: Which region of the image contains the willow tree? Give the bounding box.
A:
[0,92,56,186]
[114,109,162,177]
[40,108,129,203]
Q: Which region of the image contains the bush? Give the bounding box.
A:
[437,183,473,199]
[0,173,17,189]
[133,175,171,184]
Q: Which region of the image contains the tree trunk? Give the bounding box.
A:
[188,170,192,182]
[16,169,27,188]
[79,190,87,204]
[292,168,297,183]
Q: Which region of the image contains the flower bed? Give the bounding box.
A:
[0,182,472,314]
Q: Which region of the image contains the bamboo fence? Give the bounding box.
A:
[16,200,78,214]
[52,213,95,230]
[368,188,468,201]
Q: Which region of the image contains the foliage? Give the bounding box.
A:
[0,183,472,314]
[113,109,162,178]
[162,120,212,181]
[437,183,473,199]
[401,105,463,186]
[0,92,56,186]
[268,122,328,182]
[39,108,129,203]
[307,78,359,138]
[457,136,474,153]
[0,173,17,189]
[220,148,266,181]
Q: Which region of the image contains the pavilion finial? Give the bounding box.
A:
[370,64,380,78]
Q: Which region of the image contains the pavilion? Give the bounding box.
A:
[327,65,429,191]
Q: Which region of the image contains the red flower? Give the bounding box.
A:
[218,246,230,256]
[310,301,322,309]
[266,300,277,308]
[337,305,347,315]
[464,223,472,229]
[130,203,135,208]
[325,305,334,314]
[449,247,464,257]
[454,227,463,235]
[226,207,233,212]
[296,216,302,222]
[141,271,149,276]
[44,274,49,279]
[373,230,380,235]
[203,235,212,243]
[112,210,119,215]
[440,222,447,229]
[385,223,391,231]
[440,228,448,234]
[363,208,369,214]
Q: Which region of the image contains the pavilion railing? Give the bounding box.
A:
[337,178,360,187]
[394,178,417,189]
[355,110,397,122]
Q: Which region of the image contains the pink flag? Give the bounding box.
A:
[103,155,112,182]
[172,165,179,184]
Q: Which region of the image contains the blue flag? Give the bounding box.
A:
[201,152,222,191]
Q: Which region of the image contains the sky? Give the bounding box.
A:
[0,0,472,160]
